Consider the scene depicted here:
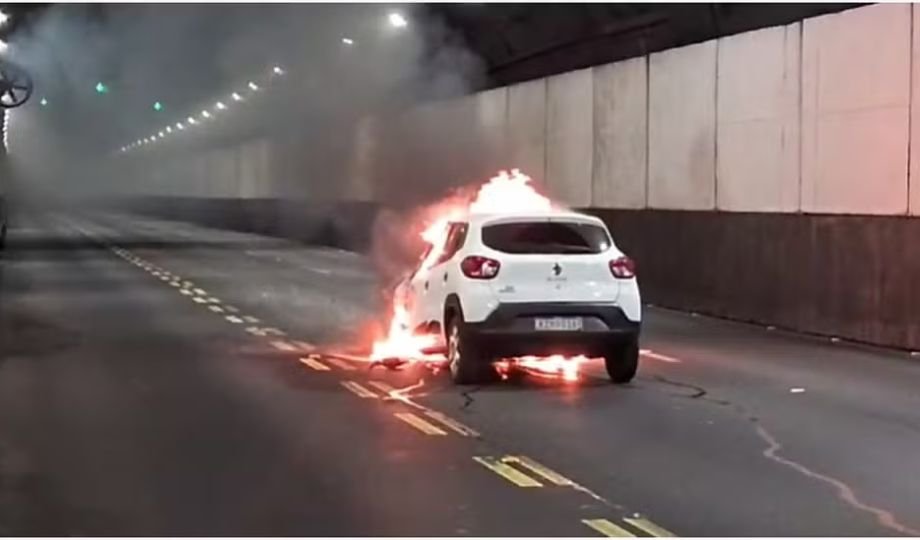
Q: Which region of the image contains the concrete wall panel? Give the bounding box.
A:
[717,24,801,212]
[592,57,648,209]
[546,68,593,207]
[346,116,378,202]
[801,3,910,214]
[475,87,509,170]
[507,79,547,184]
[648,40,717,210]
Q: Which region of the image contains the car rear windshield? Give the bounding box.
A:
[481,221,612,254]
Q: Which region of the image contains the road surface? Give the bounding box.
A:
[1,210,919,536]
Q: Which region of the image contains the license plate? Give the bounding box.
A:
[534,317,583,331]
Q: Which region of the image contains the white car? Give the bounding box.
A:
[396,209,642,384]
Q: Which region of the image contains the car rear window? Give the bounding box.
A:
[481,221,612,254]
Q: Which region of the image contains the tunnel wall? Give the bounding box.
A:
[125,3,920,350]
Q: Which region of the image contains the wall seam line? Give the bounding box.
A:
[908,3,914,216]
[713,39,720,211]
[644,54,651,209]
[543,77,549,191]
[589,67,596,208]
[797,21,805,214]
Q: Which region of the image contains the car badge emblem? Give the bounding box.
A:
[552,263,562,276]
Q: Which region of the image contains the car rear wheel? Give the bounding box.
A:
[605,338,639,384]
[446,313,493,385]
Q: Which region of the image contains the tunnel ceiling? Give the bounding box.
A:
[424,3,863,89]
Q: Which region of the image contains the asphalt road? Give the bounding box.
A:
[1,210,919,536]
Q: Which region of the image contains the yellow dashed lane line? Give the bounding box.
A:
[473,456,543,488]
[473,455,580,488]
[292,340,315,352]
[326,358,357,371]
[340,381,377,399]
[623,517,674,537]
[367,380,394,394]
[299,356,331,371]
[394,412,448,436]
[582,519,636,537]
[423,410,480,437]
[271,340,298,352]
[505,455,575,486]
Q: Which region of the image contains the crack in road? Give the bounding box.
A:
[459,386,479,411]
[646,373,919,536]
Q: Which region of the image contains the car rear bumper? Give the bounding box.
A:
[463,302,640,358]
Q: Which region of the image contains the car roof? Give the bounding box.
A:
[465,208,607,228]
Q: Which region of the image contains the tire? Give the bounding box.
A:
[0,224,6,250]
[446,312,493,385]
[605,338,639,384]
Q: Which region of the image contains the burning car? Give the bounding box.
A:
[371,170,642,385]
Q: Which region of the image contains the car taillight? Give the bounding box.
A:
[461,255,501,279]
[609,256,636,279]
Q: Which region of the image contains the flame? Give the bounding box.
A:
[369,303,443,362]
[368,169,582,379]
[515,355,588,382]
[469,169,553,214]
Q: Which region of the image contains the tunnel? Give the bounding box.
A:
[1,3,919,537]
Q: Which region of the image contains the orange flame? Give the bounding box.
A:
[369,169,584,380]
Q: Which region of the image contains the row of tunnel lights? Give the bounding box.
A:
[118,65,285,154]
[117,11,409,155]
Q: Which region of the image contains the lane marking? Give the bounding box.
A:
[367,380,395,394]
[206,297,221,304]
[293,340,316,352]
[243,315,260,324]
[300,356,331,371]
[582,519,635,538]
[179,289,193,296]
[263,327,286,337]
[423,410,480,438]
[225,315,244,324]
[193,288,207,295]
[394,412,448,436]
[208,305,225,313]
[473,456,543,488]
[192,297,207,304]
[326,358,357,371]
[640,349,681,364]
[623,517,674,537]
[271,340,298,352]
[341,381,378,399]
[328,353,367,364]
[224,305,240,313]
[504,455,574,486]
[170,281,182,288]
[182,281,195,288]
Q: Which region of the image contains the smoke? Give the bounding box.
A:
[4,4,490,203]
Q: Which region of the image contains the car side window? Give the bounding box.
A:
[436,222,468,265]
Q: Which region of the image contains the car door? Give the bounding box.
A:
[427,222,468,327]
